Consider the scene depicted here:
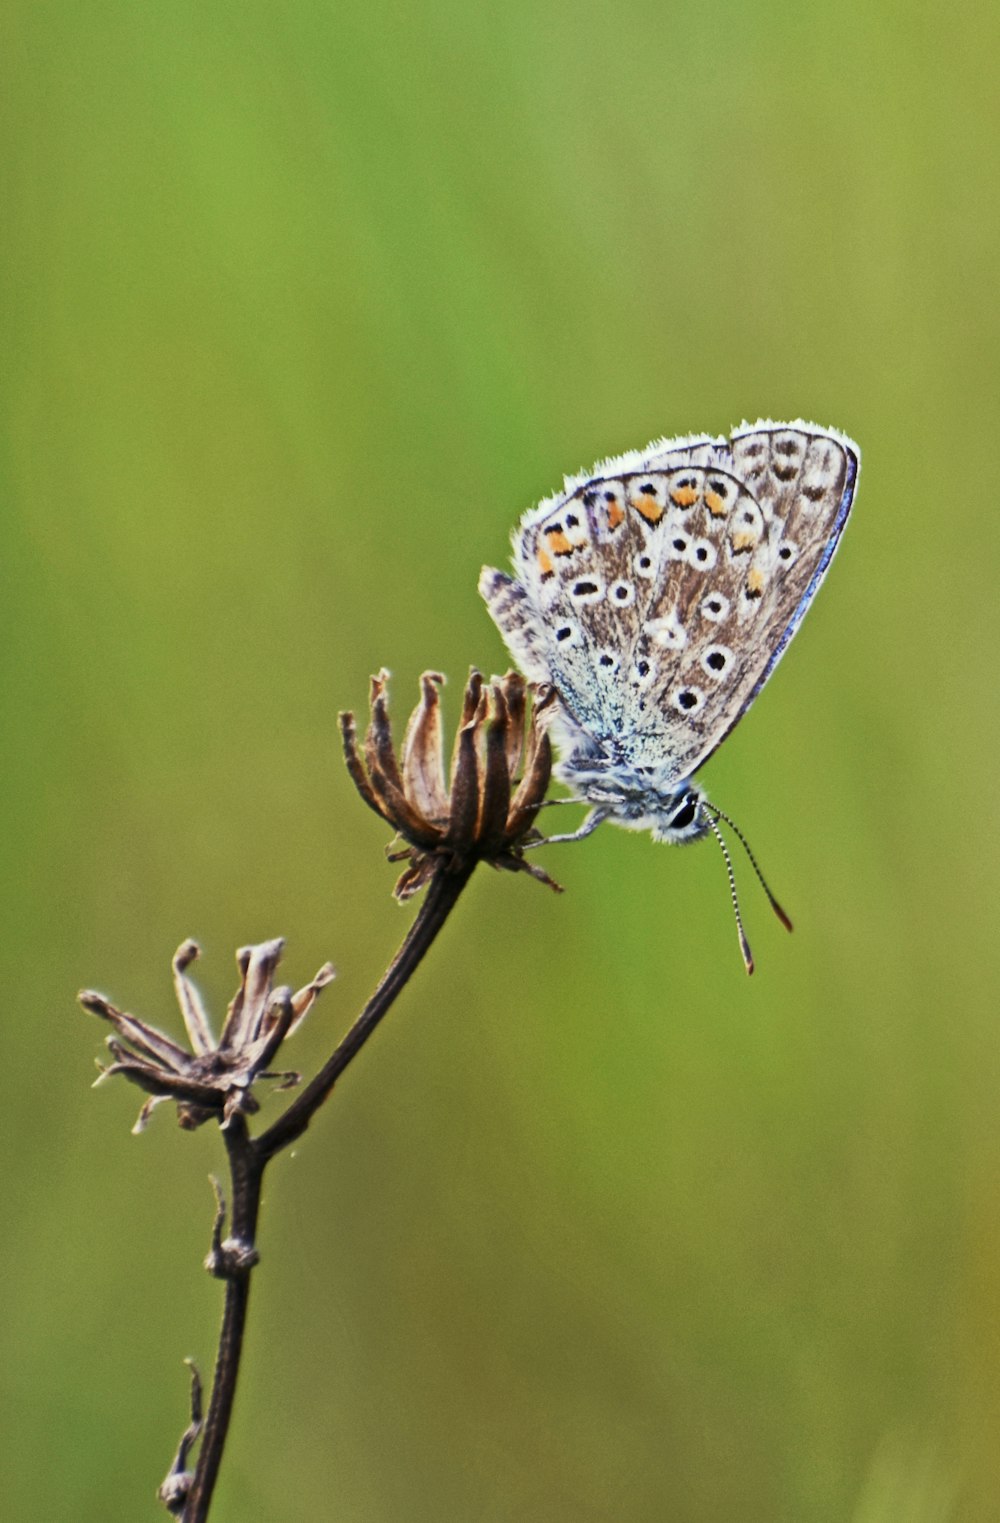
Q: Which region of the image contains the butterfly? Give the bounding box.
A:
[479,420,860,969]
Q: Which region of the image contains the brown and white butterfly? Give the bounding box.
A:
[480,420,860,968]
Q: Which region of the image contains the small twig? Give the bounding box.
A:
[158,1362,204,1515]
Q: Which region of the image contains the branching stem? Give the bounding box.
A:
[180,861,475,1522]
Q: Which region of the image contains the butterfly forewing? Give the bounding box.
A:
[481,420,858,788]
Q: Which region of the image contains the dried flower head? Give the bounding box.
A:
[80,939,335,1133]
[341,669,561,899]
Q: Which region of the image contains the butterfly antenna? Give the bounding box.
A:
[703,812,754,976]
[705,804,793,933]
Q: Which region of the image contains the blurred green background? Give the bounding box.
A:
[2,1,997,1519]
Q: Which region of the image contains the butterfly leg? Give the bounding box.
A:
[527,807,609,847]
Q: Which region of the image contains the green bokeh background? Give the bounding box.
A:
[3,2,998,1519]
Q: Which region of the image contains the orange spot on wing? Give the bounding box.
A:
[545,530,572,556]
[731,530,758,553]
[704,490,727,517]
[537,547,554,579]
[670,486,700,508]
[746,567,765,598]
[635,499,664,525]
[607,498,625,530]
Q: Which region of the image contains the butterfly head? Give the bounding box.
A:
[647,784,712,844]
[558,755,712,846]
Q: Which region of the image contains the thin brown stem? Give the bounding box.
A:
[179,860,475,1519]
[254,859,475,1163]
[182,1119,263,1522]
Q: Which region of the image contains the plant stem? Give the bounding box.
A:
[182,1118,262,1522]
[254,860,476,1162]
[180,860,476,1519]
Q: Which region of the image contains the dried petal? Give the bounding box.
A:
[475,685,514,849]
[366,671,407,799]
[221,939,285,1047]
[400,672,449,821]
[339,711,386,818]
[172,941,215,1055]
[80,990,192,1070]
[392,857,438,900]
[245,987,296,1075]
[288,961,336,1036]
[446,713,481,847]
[500,672,527,778]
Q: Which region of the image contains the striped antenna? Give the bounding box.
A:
[703,812,755,975]
[704,804,793,934]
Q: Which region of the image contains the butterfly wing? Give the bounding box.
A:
[480,433,729,741]
[481,421,859,785]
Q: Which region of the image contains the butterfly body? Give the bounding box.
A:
[480,420,859,845]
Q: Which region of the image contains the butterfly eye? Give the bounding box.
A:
[667,793,700,830]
